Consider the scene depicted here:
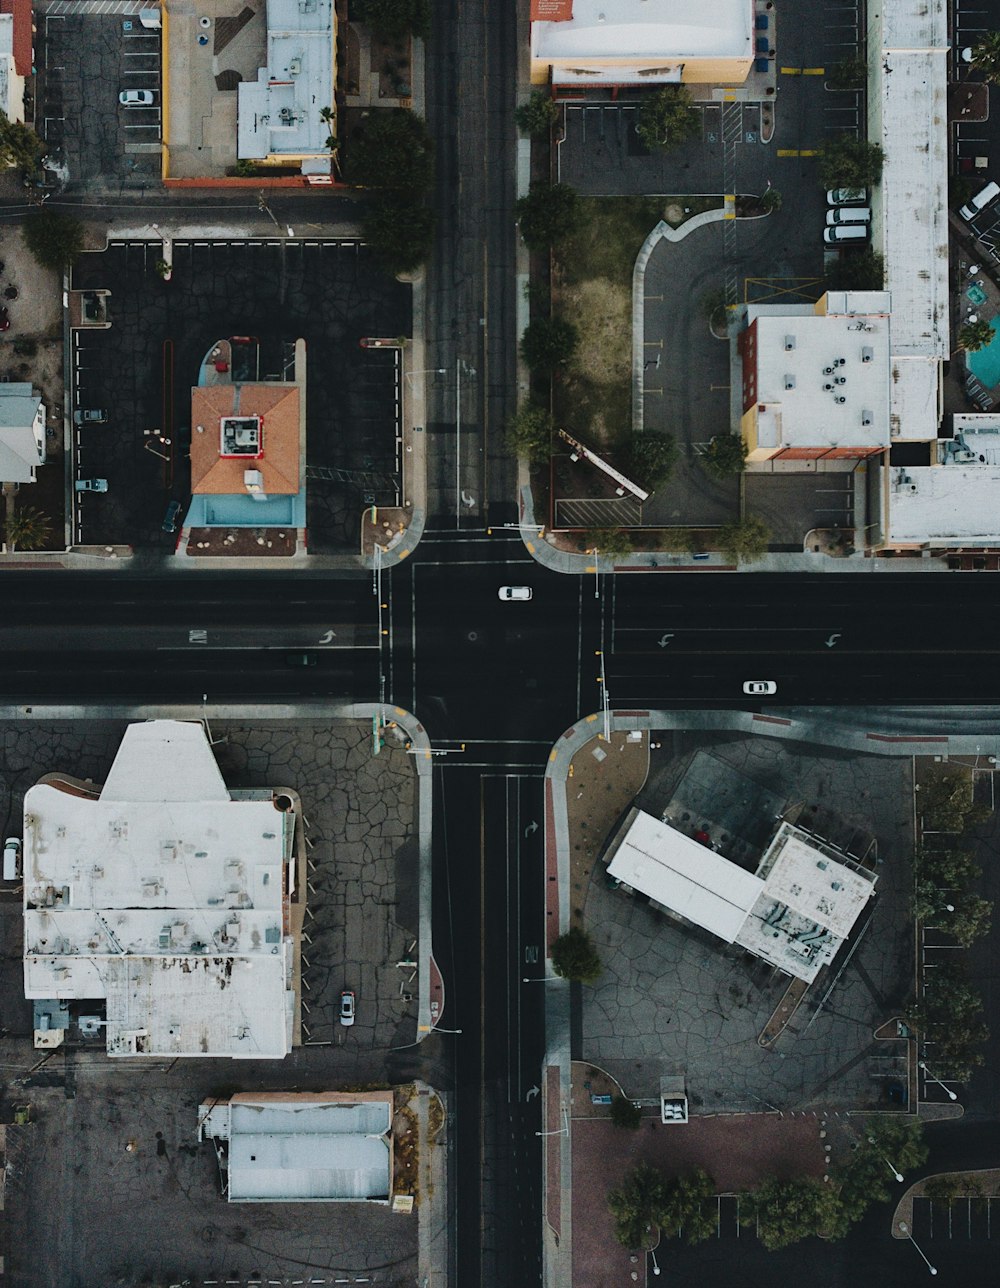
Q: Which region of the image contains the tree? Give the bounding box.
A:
[345,109,433,192]
[660,527,695,553]
[906,967,988,1081]
[744,1177,846,1250]
[550,925,602,983]
[828,248,884,291]
[761,186,783,213]
[589,527,634,560]
[609,1095,641,1130]
[959,318,995,353]
[914,847,980,887]
[970,32,1000,84]
[23,209,85,272]
[635,86,700,152]
[515,183,582,250]
[362,195,434,275]
[0,112,45,174]
[836,1120,927,1224]
[826,56,868,90]
[520,316,578,371]
[719,515,770,565]
[363,0,430,41]
[660,1168,717,1245]
[3,505,52,552]
[516,89,559,137]
[948,894,993,947]
[919,771,990,833]
[627,432,676,489]
[608,1163,669,1248]
[506,403,553,466]
[702,433,747,480]
[817,135,884,190]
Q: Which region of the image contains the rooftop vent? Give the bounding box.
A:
[861,346,874,363]
[861,410,873,426]
[784,335,796,351]
[835,396,846,404]
[784,374,795,390]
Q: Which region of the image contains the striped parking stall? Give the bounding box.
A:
[45,0,144,12]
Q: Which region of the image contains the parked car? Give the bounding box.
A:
[824,225,869,244]
[3,837,20,881]
[339,990,356,1026]
[959,180,1000,222]
[75,478,108,492]
[825,206,871,225]
[119,89,155,106]
[0,306,10,333]
[743,680,777,696]
[498,586,532,601]
[161,500,182,533]
[74,409,107,424]
[826,187,868,206]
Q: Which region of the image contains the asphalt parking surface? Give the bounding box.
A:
[40,13,162,193]
[70,239,411,552]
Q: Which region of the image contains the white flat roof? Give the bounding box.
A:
[201,1094,393,1202]
[889,356,941,440]
[757,826,875,939]
[532,0,752,61]
[749,300,891,449]
[237,0,334,161]
[608,810,764,942]
[870,1,948,442]
[23,720,295,1059]
[888,464,1000,544]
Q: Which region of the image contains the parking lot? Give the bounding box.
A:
[0,716,421,1285]
[70,239,411,552]
[40,13,162,193]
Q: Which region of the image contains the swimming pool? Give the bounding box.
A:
[967,319,1000,389]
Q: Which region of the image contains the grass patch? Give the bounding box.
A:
[553,196,662,444]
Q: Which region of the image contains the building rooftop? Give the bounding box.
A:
[23,720,297,1059]
[887,425,1000,544]
[748,295,891,450]
[199,1092,394,1202]
[870,0,948,439]
[0,383,44,483]
[608,810,765,943]
[531,0,752,61]
[237,0,334,163]
[191,383,300,495]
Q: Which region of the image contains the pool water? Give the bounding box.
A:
[967,319,1000,389]
[968,283,988,306]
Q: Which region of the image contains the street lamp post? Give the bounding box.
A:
[403,367,446,386]
[868,1137,904,1182]
[522,975,563,983]
[898,1222,938,1276]
[535,1107,569,1138]
[649,1247,661,1277]
[918,1060,959,1101]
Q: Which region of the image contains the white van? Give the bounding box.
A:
[826,206,871,225]
[959,180,1000,222]
[824,225,869,244]
[3,837,21,881]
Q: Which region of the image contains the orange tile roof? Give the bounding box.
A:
[0,0,32,78]
[190,383,300,495]
[531,0,573,18]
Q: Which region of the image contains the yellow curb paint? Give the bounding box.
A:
[525,541,535,553]
[549,750,558,761]
[724,212,736,220]
[398,547,410,558]
[585,564,597,574]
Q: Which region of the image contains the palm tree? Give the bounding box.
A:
[959,318,995,352]
[971,32,1000,84]
[4,504,52,552]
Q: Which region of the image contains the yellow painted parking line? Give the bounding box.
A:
[803,68,825,75]
[781,67,802,75]
[777,148,799,156]
[799,149,819,156]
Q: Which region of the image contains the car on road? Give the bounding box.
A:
[339,990,355,1026]
[119,89,155,107]
[285,651,316,667]
[498,586,532,601]
[826,187,868,206]
[75,478,108,492]
[3,836,20,880]
[743,680,777,696]
[161,500,182,533]
[74,409,107,424]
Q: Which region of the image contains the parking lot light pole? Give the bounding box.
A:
[535,1106,569,1138]
[868,1137,904,1182]
[918,1060,959,1101]
[898,1223,937,1276]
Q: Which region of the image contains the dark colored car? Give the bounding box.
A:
[161,500,182,533]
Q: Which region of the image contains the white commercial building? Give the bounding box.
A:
[237,0,336,173]
[887,418,1000,547]
[867,0,949,441]
[0,383,45,484]
[608,811,876,983]
[23,720,299,1058]
[199,1092,394,1203]
[530,0,753,87]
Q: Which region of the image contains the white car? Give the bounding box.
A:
[743,680,777,696]
[119,89,155,107]
[3,837,20,880]
[75,478,108,492]
[826,187,867,206]
[339,990,355,1026]
[498,586,532,601]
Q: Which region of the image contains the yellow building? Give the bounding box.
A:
[530,0,753,89]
